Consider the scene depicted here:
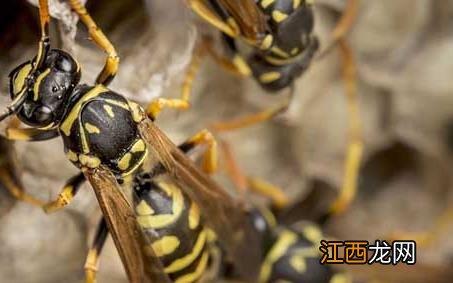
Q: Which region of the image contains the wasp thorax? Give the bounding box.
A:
[8,49,81,127]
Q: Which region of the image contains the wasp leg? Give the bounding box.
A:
[0,167,45,208]
[187,0,240,38]
[85,217,108,283]
[210,99,290,132]
[176,36,250,122]
[34,0,51,71]
[6,127,59,141]
[247,177,290,211]
[317,0,359,59]
[178,129,218,174]
[67,0,119,86]
[43,172,86,214]
[219,140,290,209]
[328,40,363,215]
[210,33,252,77]
[146,38,209,120]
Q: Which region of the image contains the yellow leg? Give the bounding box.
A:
[43,173,85,214]
[179,129,218,174]
[219,139,289,209]
[146,98,190,121]
[181,39,207,112]
[85,218,108,283]
[247,177,290,211]
[210,99,290,132]
[328,40,363,215]
[203,35,251,77]
[68,0,119,86]
[187,0,240,38]
[0,168,45,208]
[6,127,59,141]
[219,140,248,196]
[317,0,360,59]
[34,0,51,70]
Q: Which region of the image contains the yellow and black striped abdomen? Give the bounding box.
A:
[134,180,212,283]
[59,84,147,177]
[259,222,351,283]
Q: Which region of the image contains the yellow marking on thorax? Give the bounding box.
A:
[60,85,109,136]
[127,101,144,123]
[131,139,146,153]
[233,55,252,77]
[33,68,51,101]
[291,47,300,55]
[103,104,115,118]
[272,10,288,22]
[137,183,184,229]
[136,200,155,215]
[289,255,306,273]
[330,273,352,283]
[164,228,207,273]
[260,34,274,50]
[67,150,78,162]
[104,99,129,110]
[259,231,298,283]
[85,123,100,134]
[120,147,147,177]
[79,124,90,153]
[260,72,281,83]
[151,236,181,257]
[13,64,32,94]
[118,153,132,171]
[271,46,290,58]
[261,0,275,9]
[78,154,101,169]
[293,0,302,9]
[302,224,323,244]
[188,202,201,230]
[173,251,209,283]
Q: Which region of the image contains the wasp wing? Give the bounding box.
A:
[83,167,171,283]
[138,118,262,281]
[217,0,268,43]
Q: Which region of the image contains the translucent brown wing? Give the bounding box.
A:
[83,167,171,283]
[138,118,262,281]
[217,0,268,43]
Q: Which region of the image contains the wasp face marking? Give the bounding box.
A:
[8,49,81,128]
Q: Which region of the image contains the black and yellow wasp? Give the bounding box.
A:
[0,0,264,282]
[83,151,352,283]
[176,0,363,220]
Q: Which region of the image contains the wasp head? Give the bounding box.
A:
[8,49,81,128]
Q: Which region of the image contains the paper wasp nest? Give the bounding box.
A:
[0,0,452,282]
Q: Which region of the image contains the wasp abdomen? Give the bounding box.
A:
[260,223,347,283]
[134,181,212,283]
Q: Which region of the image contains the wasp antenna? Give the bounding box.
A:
[0,87,28,122]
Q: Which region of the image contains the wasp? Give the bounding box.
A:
[81,142,351,283]
[169,0,363,219]
[1,1,263,282]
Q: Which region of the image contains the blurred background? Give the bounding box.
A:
[0,0,452,282]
